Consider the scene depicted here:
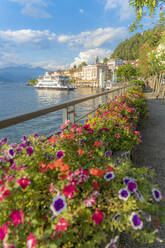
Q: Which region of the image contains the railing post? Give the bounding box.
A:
[68,105,75,123]
[105,93,108,103]
[92,97,96,109]
[63,108,68,123]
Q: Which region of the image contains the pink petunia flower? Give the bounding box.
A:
[3,243,15,248]
[26,233,37,248]
[9,210,24,227]
[0,223,8,241]
[76,127,83,135]
[17,178,30,190]
[55,218,69,232]
[92,209,104,225]
[0,185,10,202]
[84,198,96,207]
[63,185,77,199]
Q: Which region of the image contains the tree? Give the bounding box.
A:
[137,42,154,79]
[115,64,138,82]
[110,25,165,60]
[28,79,38,86]
[103,57,109,64]
[78,61,87,69]
[137,31,165,79]
[129,0,165,32]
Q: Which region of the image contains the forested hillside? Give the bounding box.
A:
[110,25,165,60]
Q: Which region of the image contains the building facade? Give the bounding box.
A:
[82,64,108,82]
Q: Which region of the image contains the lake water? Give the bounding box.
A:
[0,82,103,143]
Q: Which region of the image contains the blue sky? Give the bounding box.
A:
[0,0,162,70]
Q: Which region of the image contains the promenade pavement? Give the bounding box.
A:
[119,88,165,248]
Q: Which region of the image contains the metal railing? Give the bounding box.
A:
[0,84,134,131]
[150,75,165,99]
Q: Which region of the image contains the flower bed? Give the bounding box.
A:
[0,86,164,248]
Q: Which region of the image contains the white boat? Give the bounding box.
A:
[34,73,75,90]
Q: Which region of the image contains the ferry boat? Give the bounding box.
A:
[34,73,75,90]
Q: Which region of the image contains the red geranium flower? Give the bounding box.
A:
[17,178,30,190]
[55,218,69,232]
[93,180,99,190]
[92,209,104,225]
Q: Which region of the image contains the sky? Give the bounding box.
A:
[0,0,162,70]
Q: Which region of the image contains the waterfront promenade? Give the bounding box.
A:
[121,87,165,248]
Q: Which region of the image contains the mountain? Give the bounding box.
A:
[0,66,47,83]
[110,24,165,61]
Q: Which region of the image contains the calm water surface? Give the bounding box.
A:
[0,82,103,143]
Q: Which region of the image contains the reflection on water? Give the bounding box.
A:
[0,85,103,143]
[36,89,69,106]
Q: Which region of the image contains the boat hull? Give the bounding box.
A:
[34,86,75,90]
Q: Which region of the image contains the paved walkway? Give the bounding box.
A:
[123,88,165,248]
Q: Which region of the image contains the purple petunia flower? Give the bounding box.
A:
[9,158,14,165]
[56,150,65,159]
[123,177,133,185]
[105,150,112,157]
[26,146,34,156]
[8,149,15,158]
[50,196,67,216]
[55,131,62,136]
[127,181,137,193]
[129,212,143,230]
[119,188,130,201]
[152,188,162,202]
[104,172,115,181]
[98,127,110,133]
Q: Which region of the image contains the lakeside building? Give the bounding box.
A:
[82,64,108,82]
[107,59,123,71]
[73,69,83,80]
[44,57,123,88]
[70,64,109,87]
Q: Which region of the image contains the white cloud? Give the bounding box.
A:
[0,29,56,46]
[58,35,72,43]
[80,9,84,14]
[9,0,51,18]
[58,27,128,49]
[104,0,134,20]
[32,61,70,71]
[70,48,113,67]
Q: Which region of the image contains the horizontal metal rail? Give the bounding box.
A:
[0,84,133,130]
